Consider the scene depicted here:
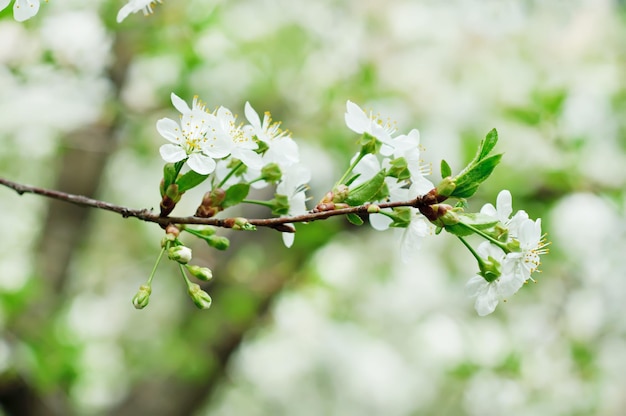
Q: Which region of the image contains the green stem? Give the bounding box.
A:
[457,222,509,252]
[147,246,167,286]
[218,161,245,188]
[178,263,193,289]
[335,149,367,187]
[243,199,275,208]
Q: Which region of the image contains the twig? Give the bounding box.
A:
[0,177,421,231]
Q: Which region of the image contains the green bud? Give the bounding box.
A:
[186,264,213,281]
[435,176,456,198]
[333,184,350,203]
[206,235,230,250]
[160,233,178,248]
[188,283,212,309]
[168,245,192,264]
[231,217,256,231]
[165,184,182,203]
[132,285,151,309]
[367,204,380,214]
[261,163,282,183]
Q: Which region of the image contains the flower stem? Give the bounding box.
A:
[457,222,509,252]
[148,246,167,286]
[335,150,367,187]
[218,161,245,188]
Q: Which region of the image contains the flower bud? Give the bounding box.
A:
[188,283,212,309]
[132,285,151,309]
[168,245,192,264]
[186,264,213,281]
[229,217,256,231]
[435,176,456,199]
[367,204,381,214]
[332,185,349,203]
[206,235,230,250]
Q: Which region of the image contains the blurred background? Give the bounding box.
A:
[1,0,626,415]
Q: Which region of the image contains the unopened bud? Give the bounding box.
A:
[132,285,151,309]
[188,283,212,309]
[165,224,180,237]
[332,185,350,203]
[435,177,456,199]
[206,235,230,250]
[186,264,213,281]
[229,217,256,231]
[168,245,192,264]
[367,204,381,214]
[196,188,226,218]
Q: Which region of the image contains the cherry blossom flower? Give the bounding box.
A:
[345,100,396,156]
[465,242,526,316]
[157,93,230,175]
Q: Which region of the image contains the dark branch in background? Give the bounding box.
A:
[0,177,427,231]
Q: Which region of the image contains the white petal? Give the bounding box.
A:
[474,284,499,316]
[171,92,191,114]
[496,190,513,220]
[465,275,488,298]
[116,2,136,22]
[14,0,39,22]
[345,100,367,134]
[156,118,183,143]
[0,0,11,12]
[370,213,392,231]
[282,232,295,248]
[187,153,216,175]
[159,144,186,163]
[244,101,261,130]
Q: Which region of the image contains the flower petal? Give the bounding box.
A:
[159,144,186,163]
[14,0,39,22]
[0,0,11,12]
[244,101,261,130]
[171,92,191,114]
[187,153,216,175]
[282,232,295,248]
[156,118,183,143]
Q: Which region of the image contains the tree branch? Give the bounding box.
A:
[1,176,424,231]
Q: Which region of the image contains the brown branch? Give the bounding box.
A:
[1,177,429,231]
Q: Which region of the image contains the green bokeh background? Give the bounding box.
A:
[1,1,626,415]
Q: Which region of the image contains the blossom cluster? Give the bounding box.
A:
[465,190,549,316]
[157,93,309,247]
[343,101,436,261]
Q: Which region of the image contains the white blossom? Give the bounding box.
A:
[345,100,396,156]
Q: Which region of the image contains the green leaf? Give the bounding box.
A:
[451,154,502,198]
[346,213,364,225]
[440,159,452,178]
[344,170,386,206]
[477,128,498,161]
[222,183,251,208]
[177,170,209,192]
